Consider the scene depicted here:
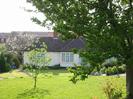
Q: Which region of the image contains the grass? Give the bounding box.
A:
[0,70,28,78]
[0,69,126,99]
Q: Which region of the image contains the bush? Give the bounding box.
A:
[105,67,113,75]
[106,66,119,75]
[4,64,11,72]
[48,64,61,69]
[91,67,101,75]
[118,65,126,73]
[103,78,123,99]
[111,66,118,74]
[0,52,20,73]
[101,65,126,75]
[100,67,106,74]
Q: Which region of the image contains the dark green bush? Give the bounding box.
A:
[101,65,125,75]
[48,64,61,69]
[118,65,126,73]
[100,67,106,74]
[111,66,118,74]
[0,52,20,73]
[106,67,112,75]
[4,64,11,72]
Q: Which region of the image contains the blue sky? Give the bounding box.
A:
[0,0,51,32]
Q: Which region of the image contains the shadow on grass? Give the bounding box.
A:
[44,69,69,75]
[17,88,50,99]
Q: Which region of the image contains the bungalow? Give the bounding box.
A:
[24,37,84,67]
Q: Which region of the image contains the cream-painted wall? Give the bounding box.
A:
[60,52,81,67]
[23,52,81,67]
[23,52,30,64]
[48,52,60,66]
[23,52,60,66]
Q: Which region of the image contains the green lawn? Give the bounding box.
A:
[0,70,126,99]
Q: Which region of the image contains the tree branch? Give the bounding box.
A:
[129,0,133,8]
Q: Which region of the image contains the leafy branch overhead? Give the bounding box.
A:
[27,0,133,64]
[27,0,133,98]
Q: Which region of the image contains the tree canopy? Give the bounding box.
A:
[28,0,133,65]
[27,0,133,98]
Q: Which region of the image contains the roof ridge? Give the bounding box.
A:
[61,39,74,51]
[79,37,85,44]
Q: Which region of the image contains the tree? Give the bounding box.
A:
[24,41,51,89]
[27,0,133,98]
[6,32,35,63]
[0,45,20,72]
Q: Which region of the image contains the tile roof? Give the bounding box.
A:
[0,33,10,38]
[39,37,85,52]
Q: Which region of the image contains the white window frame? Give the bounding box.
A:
[62,52,74,62]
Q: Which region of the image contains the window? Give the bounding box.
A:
[62,52,74,62]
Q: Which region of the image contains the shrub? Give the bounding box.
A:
[101,65,126,75]
[68,65,93,83]
[48,64,61,69]
[111,66,118,74]
[105,67,113,75]
[100,67,106,74]
[0,52,20,73]
[4,64,11,72]
[0,52,11,72]
[103,78,123,99]
[118,65,126,73]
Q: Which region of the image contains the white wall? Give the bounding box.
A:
[23,52,60,66]
[48,52,60,66]
[23,52,29,64]
[60,52,81,67]
[23,52,81,67]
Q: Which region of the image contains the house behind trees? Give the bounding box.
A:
[0,31,84,67]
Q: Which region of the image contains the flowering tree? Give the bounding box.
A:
[24,42,51,89]
[6,32,35,63]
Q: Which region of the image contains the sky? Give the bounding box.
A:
[0,0,51,33]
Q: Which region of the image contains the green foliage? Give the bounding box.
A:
[24,42,51,89]
[105,67,115,75]
[0,45,20,72]
[27,0,133,63]
[27,0,133,97]
[100,65,126,75]
[118,65,126,73]
[68,65,94,84]
[27,0,133,66]
[27,43,50,67]
[0,44,6,52]
[23,64,48,75]
[102,57,118,67]
[103,78,125,99]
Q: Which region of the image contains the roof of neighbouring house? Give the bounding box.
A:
[38,37,85,52]
[11,31,56,37]
[0,33,11,38]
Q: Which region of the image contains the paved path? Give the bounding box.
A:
[119,73,126,76]
[101,73,126,76]
[0,77,4,80]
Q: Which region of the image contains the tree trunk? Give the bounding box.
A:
[34,76,37,89]
[126,58,133,99]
